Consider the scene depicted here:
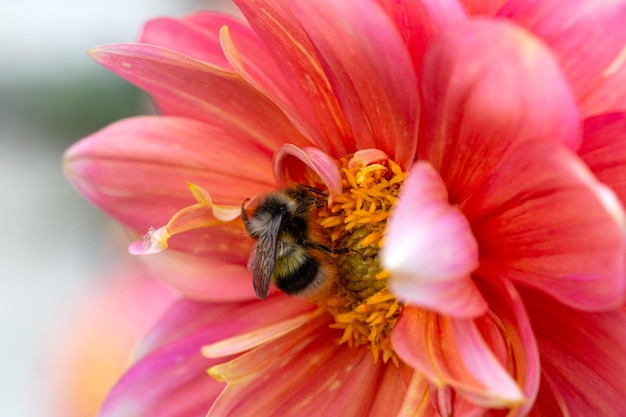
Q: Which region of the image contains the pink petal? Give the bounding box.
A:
[462,141,626,311]
[135,250,257,301]
[366,364,414,417]
[167,12,298,115]
[137,295,312,356]
[63,116,273,234]
[460,0,507,15]
[208,314,398,417]
[234,0,354,158]
[419,20,580,204]
[273,144,343,201]
[428,385,489,417]
[100,296,312,417]
[217,23,325,148]
[528,373,570,417]
[519,286,626,416]
[376,0,467,74]
[142,11,291,103]
[382,162,486,318]
[579,112,626,206]
[397,375,491,416]
[474,271,541,416]
[396,374,440,417]
[89,43,311,153]
[140,14,234,70]
[392,306,524,409]
[576,50,626,117]
[499,0,626,116]
[289,0,419,169]
[202,311,315,358]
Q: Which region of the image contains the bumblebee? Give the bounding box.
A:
[241,185,339,300]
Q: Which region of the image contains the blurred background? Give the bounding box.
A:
[1,1,234,416]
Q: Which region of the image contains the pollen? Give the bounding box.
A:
[315,153,407,366]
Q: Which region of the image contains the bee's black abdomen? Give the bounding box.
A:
[274,254,319,295]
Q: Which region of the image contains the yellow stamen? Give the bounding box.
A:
[315,154,407,365]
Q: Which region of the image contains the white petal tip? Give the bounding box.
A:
[128,227,169,255]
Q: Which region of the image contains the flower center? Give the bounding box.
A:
[313,154,407,365]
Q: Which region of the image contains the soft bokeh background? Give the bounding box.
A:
[1,1,235,415]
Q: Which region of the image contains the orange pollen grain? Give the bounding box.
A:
[315,156,407,366]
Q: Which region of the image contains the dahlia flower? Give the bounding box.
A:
[64,0,626,415]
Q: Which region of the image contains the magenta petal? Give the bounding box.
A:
[463,141,626,311]
[100,296,312,417]
[419,20,580,204]
[499,0,626,116]
[63,116,273,234]
[289,0,419,169]
[382,162,486,318]
[519,287,626,416]
[579,113,626,207]
[89,43,310,153]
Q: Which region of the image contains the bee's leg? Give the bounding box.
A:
[300,184,328,197]
[308,243,366,260]
[298,184,329,208]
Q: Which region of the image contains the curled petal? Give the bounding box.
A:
[463,141,626,310]
[63,116,274,234]
[274,144,343,201]
[393,307,524,409]
[89,43,311,153]
[216,24,292,105]
[499,0,626,116]
[290,0,419,169]
[382,162,486,318]
[419,20,580,203]
[349,149,389,168]
[579,112,626,207]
